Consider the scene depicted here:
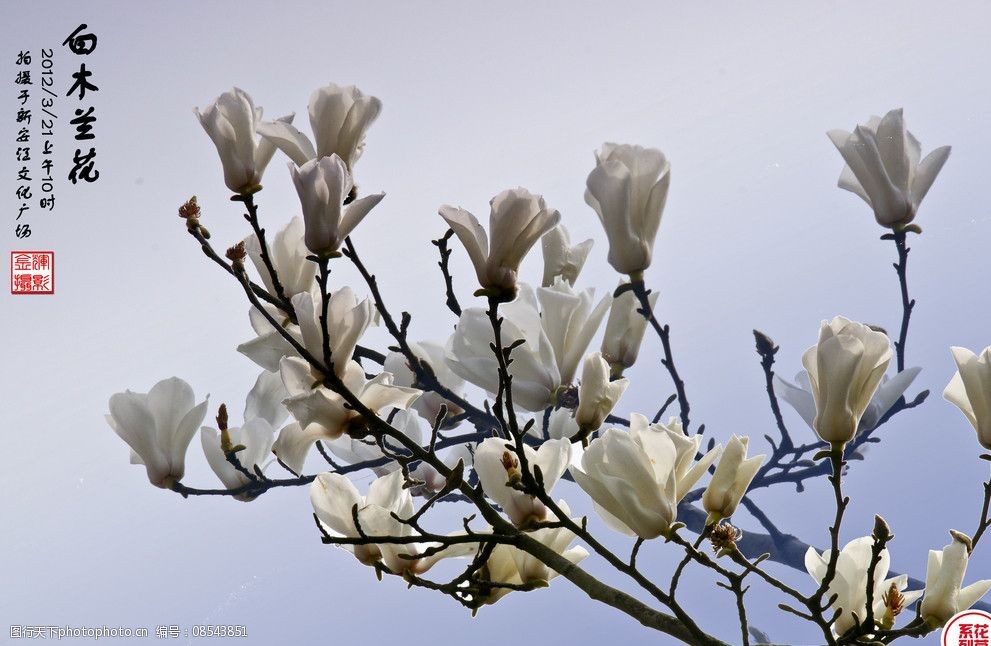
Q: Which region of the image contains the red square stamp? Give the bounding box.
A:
[10,251,54,294]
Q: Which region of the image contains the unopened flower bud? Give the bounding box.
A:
[216,403,233,452]
[753,329,778,358]
[802,316,893,448]
[873,515,894,543]
[585,143,670,275]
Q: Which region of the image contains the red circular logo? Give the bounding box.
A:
[942,609,991,646]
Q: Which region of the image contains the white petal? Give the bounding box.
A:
[256,119,316,166]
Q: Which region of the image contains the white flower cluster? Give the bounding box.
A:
[107,85,990,637]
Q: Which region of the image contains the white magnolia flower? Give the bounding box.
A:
[410,442,474,497]
[310,470,442,575]
[643,415,720,483]
[473,501,589,607]
[545,407,580,440]
[601,284,658,375]
[585,143,670,276]
[106,377,209,488]
[944,345,991,451]
[537,279,611,386]
[474,544,523,606]
[446,283,608,411]
[273,358,420,475]
[801,316,892,447]
[322,408,422,476]
[702,435,763,523]
[510,502,589,584]
[289,155,385,256]
[322,408,468,496]
[473,437,571,528]
[257,83,381,170]
[292,287,376,379]
[440,188,560,299]
[200,371,288,500]
[195,88,290,193]
[446,286,561,412]
[383,342,466,423]
[806,536,922,636]
[828,109,951,229]
[920,531,991,627]
[541,224,593,287]
[243,216,315,298]
[776,366,921,438]
[575,352,629,434]
[571,415,719,539]
[237,303,305,373]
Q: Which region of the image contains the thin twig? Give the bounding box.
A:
[628,280,693,432]
[432,229,462,317]
[238,192,290,307]
[889,230,915,373]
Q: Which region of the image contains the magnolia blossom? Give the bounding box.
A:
[536,279,611,386]
[828,109,951,229]
[321,409,421,474]
[440,188,560,298]
[473,437,571,528]
[776,366,921,438]
[237,303,304,373]
[601,285,658,375]
[409,443,474,497]
[472,501,589,606]
[200,371,288,500]
[571,415,719,539]
[106,377,209,488]
[237,286,362,374]
[383,342,466,423]
[524,408,580,441]
[321,409,468,495]
[243,216,315,298]
[801,316,892,447]
[920,531,991,627]
[292,287,376,379]
[806,537,922,636]
[257,83,381,171]
[509,503,589,584]
[575,352,629,434]
[273,358,420,475]
[289,155,385,256]
[585,143,670,276]
[195,88,290,193]
[702,435,764,523]
[446,282,609,411]
[541,224,593,287]
[446,286,560,412]
[944,345,991,450]
[546,408,580,440]
[309,470,465,575]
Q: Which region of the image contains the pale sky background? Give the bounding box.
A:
[2,2,990,644]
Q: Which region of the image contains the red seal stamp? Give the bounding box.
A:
[10,250,54,294]
[943,610,991,646]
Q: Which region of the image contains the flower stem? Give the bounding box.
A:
[891,230,915,373]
